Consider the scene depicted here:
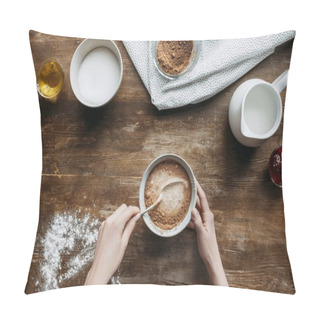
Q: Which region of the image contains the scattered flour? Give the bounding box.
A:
[35,209,122,292]
[111,267,121,285]
[36,210,100,291]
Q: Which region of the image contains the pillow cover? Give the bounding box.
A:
[25,30,295,294]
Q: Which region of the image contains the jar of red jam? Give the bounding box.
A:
[269,145,282,187]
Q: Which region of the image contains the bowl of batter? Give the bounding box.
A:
[139,154,196,237]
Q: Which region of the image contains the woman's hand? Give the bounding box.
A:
[189,182,228,286]
[85,204,141,285]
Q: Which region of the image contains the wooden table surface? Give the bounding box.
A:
[25,30,295,294]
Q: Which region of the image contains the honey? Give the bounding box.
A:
[37,59,64,99]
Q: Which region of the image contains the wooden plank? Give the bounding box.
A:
[25,31,295,294]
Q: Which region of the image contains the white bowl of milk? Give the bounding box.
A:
[70,39,123,107]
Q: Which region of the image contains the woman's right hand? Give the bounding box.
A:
[188,182,228,286]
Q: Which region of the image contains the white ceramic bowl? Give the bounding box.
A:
[139,154,196,237]
[70,39,123,107]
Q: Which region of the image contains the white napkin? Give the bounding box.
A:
[123,30,295,110]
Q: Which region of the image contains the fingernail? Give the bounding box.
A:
[134,213,141,222]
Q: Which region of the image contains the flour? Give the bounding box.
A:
[34,208,123,292]
[111,267,121,285]
[36,210,100,292]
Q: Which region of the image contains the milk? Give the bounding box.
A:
[78,47,121,106]
[243,85,278,135]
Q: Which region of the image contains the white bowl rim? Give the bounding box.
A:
[139,153,197,237]
[70,38,123,108]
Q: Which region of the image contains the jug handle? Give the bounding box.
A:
[272,70,289,93]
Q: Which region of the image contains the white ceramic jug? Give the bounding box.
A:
[228,70,288,147]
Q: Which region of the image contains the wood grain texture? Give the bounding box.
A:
[25,30,295,294]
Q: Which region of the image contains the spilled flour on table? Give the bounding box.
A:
[35,210,100,292]
[111,267,121,284]
[35,209,122,292]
